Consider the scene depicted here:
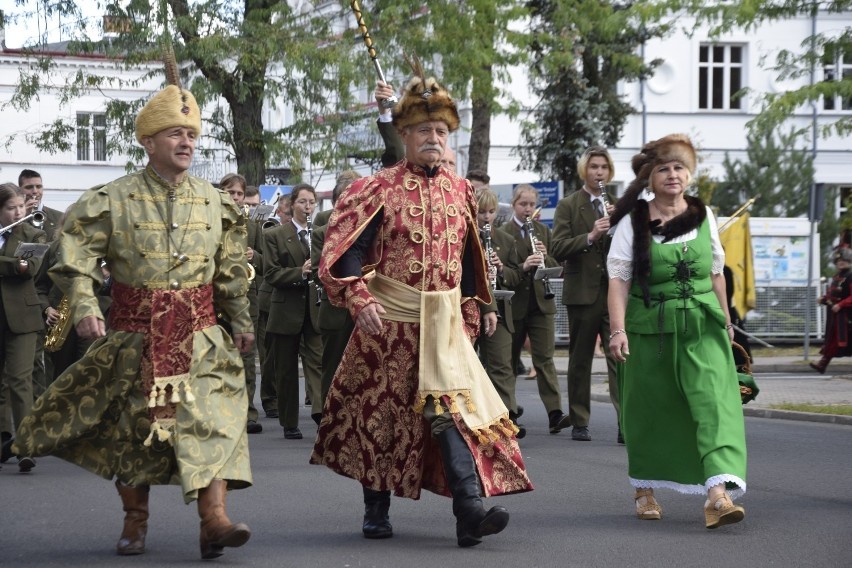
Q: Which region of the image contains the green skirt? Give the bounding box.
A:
[618,306,747,497]
[13,327,252,503]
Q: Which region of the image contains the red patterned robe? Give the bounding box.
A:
[821,268,852,358]
[311,160,532,499]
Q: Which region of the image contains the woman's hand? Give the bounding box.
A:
[609,333,629,362]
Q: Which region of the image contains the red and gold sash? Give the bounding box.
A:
[110,281,217,446]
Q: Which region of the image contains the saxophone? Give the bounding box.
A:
[44,295,72,352]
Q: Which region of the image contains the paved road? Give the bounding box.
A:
[2,373,851,567]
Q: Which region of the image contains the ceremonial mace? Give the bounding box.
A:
[349,0,398,109]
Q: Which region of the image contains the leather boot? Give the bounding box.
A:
[809,356,830,374]
[437,427,510,547]
[115,480,150,556]
[362,487,393,539]
[197,479,251,559]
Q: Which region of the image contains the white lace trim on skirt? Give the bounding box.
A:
[630,474,746,499]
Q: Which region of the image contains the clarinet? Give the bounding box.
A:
[597,180,610,217]
[484,223,498,291]
[524,215,555,300]
[305,214,323,306]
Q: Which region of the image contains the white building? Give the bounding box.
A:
[0,8,849,215]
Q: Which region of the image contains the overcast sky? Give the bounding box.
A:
[3,0,107,48]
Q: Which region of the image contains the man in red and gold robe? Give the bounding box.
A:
[311,72,532,548]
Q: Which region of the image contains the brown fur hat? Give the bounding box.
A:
[610,134,698,227]
[392,72,460,133]
[631,134,697,178]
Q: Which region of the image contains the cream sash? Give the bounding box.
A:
[368,273,515,443]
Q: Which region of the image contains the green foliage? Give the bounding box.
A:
[713,126,815,218]
[712,125,839,276]
[518,0,667,187]
[6,0,367,184]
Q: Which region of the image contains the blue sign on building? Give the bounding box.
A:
[258,185,293,206]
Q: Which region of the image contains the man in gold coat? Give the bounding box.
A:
[13,83,254,560]
[311,70,532,548]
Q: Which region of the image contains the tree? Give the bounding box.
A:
[366,0,529,174]
[714,126,814,218]
[6,0,364,185]
[642,0,852,138]
[710,125,847,274]
[518,0,666,188]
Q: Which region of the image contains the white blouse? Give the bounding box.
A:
[607,203,725,281]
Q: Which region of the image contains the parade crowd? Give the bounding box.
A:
[9,56,827,561]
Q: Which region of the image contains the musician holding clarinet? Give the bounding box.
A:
[550,146,621,443]
[475,188,526,437]
[500,184,569,435]
[262,184,323,438]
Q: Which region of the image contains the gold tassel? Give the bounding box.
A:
[476,430,489,445]
[183,382,195,403]
[433,397,444,415]
[143,429,155,447]
[448,395,460,414]
[500,424,515,437]
[465,393,476,413]
[156,426,172,443]
[147,389,157,408]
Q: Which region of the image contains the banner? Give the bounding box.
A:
[719,213,757,316]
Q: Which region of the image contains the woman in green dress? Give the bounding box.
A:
[606,134,746,529]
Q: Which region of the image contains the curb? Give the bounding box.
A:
[589,393,852,426]
[751,365,852,374]
[742,406,852,425]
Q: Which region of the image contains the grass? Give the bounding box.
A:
[751,346,807,358]
[769,403,852,416]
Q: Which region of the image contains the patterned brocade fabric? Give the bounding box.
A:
[13,168,253,502]
[312,160,532,499]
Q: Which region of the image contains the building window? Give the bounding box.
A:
[698,44,744,110]
[823,48,852,111]
[76,112,107,161]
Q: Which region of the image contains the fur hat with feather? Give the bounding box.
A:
[392,54,460,133]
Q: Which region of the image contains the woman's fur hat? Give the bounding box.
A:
[610,134,698,227]
[392,55,460,133]
[631,134,697,178]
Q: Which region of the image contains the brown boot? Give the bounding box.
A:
[809,357,830,374]
[115,480,150,555]
[197,479,251,559]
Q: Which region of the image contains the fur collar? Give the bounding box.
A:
[631,195,706,306]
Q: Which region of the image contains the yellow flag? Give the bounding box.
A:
[719,213,756,317]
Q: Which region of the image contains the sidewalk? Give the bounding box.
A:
[541,354,852,426]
